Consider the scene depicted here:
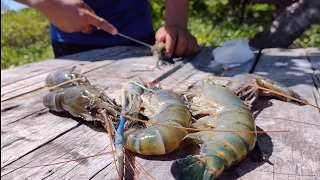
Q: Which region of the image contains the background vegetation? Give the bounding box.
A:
[1,0,319,69]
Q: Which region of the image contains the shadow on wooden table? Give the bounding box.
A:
[49,110,106,133]
[57,46,153,62]
[188,47,315,88]
[217,98,275,180]
[125,99,275,180]
[218,125,274,180]
[46,83,277,180]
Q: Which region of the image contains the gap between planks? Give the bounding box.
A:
[0,46,204,175]
[0,46,144,101]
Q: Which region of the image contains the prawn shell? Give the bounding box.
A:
[59,85,101,120]
[171,78,257,180]
[43,89,64,112]
[123,90,192,155]
[45,68,90,91]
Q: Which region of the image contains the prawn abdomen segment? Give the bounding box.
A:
[123,89,192,155]
[45,67,90,90]
[43,90,64,112]
[173,132,252,179]
[123,123,188,155]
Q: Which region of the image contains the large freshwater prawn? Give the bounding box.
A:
[170,78,257,179]
[42,67,121,136]
[39,67,310,180]
[41,68,193,179]
[113,76,193,179]
[45,66,91,91]
[169,74,308,180]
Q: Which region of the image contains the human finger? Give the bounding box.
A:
[165,29,178,58]
[192,37,200,54]
[184,41,193,57]
[186,38,199,56]
[85,11,118,35]
[155,27,166,42]
[81,25,93,34]
[175,34,188,57]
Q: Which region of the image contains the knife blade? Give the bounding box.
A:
[118,33,154,50]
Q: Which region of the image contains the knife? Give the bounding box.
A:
[118,33,154,50]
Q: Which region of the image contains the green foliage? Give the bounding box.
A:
[1,8,53,69]
[291,24,320,48]
[151,0,320,48]
[150,0,273,47]
[1,1,319,70]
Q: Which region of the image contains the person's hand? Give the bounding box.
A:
[28,0,118,35]
[155,26,199,58]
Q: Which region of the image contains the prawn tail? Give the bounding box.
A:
[171,127,256,180]
[171,154,226,180]
[170,133,226,180]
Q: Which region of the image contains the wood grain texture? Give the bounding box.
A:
[1,47,319,180]
[155,46,259,93]
[0,46,151,124]
[0,46,142,102]
[1,108,79,168]
[0,45,140,87]
[1,60,88,87]
[1,125,113,180]
[0,45,193,179]
[305,48,320,107]
[96,46,260,180]
[237,48,320,180]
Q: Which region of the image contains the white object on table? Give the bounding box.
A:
[209,40,255,72]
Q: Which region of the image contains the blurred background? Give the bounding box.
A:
[1,0,319,70]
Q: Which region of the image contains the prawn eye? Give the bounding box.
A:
[85,105,91,111]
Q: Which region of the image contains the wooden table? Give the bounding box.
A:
[1,46,319,180]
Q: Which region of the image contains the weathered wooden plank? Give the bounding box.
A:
[0,45,138,87]
[0,46,187,125]
[252,48,319,125]
[3,47,319,180]
[232,48,320,180]
[154,46,259,92]
[233,116,320,180]
[83,53,191,100]
[1,93,47,126]
[0,45,194,177]
[93,46,260,179]
[1,125,113,180]
[0,46,151,124]
[1,108,79,168]
[0,46,141,102]
[1,60,88,87]
[305,48,320,108]
[0,46,151,168]
[99,48,319,179]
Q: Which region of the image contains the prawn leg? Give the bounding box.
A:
[225,73,308,106]
[115,77,147,179]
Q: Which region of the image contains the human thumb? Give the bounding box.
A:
[155,27,167,42]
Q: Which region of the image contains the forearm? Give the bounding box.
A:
[165,0,189,30]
